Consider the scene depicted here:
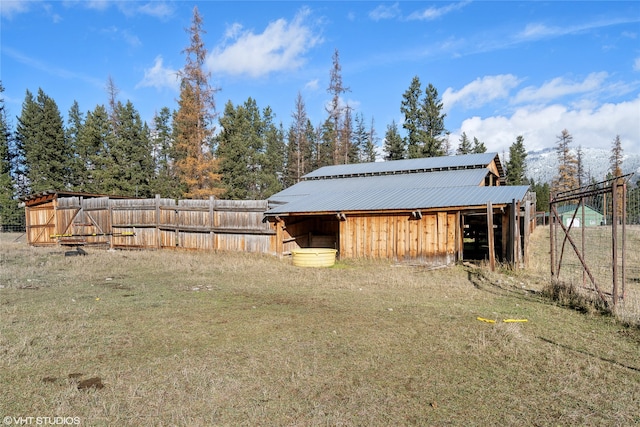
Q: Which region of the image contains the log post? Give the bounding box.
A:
[487,201,495,271]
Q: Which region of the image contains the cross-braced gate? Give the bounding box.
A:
[550,174,635,309]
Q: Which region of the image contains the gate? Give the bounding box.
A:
[549,174,634,309]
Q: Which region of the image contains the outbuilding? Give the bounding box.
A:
[265,153,535,267]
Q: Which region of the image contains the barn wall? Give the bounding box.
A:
[334,211,459,263]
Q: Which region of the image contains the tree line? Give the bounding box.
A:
[1,7,635,229]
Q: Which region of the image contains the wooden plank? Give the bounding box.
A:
[487,201,495,271]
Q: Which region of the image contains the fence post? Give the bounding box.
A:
[487,201,495,271]
[612,179,618,307]
[155,195,161,250]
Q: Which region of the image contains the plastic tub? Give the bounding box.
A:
[291,248,337,267]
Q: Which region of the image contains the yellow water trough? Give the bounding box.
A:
[291,248,338,267]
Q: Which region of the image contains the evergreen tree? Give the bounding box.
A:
[261,107,285,198]
[456,132,472,155]
[340,105,355,164]
[530,178,550,216]
[286,92,312,185]
[422,83,447,157]
[0,82,22,230]
[352,113,368,163]
[150,107,183,198]
[576,145,585,187]
[472,137,487,153]
[66,100,85,190]
[363,117,378,163]
[326,49,350,165]
[551,129,578,194]
[505,135,527,185]
[173,6,221,198]
[110,100,154,197]
[317,118,336,168]
[305,120,319,171]
[383,120,405,161]
[401,76,425,159]
[15,88,70,194]
[610,135,623,178]
[80,104,114,194]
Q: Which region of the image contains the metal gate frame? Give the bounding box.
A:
[550,174,633,308]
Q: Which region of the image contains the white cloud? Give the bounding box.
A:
[0,0,30,19]
[136,56,180,92]
[443,74,522,112]
[368,3,401,21]
[207,7,322,78]
[513,72,608,104]
[304,79,319,91]
[634,57,640,72]
[407,1,470,21]
[453,96,640,155]
[136,2,174,20]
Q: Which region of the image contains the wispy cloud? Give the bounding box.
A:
[136,56,180,92]
[207,7,323,78]
[1,0,31,19]
[1,46,104,88]
[99,26,142,48]
[634,58,640,72]
[407,1,470,21]
[443,75,522,112]
[516,17,640,42]
[368,3,401,21]
[513,72,609,104]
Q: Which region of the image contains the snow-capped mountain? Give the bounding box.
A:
[524,147,640,184]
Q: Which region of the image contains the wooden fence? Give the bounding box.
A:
[27,195,276,254]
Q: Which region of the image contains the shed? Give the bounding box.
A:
[556,204,604,227]
[265,153,535,267]
[21,191,126,247]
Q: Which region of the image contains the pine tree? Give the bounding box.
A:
[383,120,405,161]
[551,129,578,194]
[472,137,487,153]
[15,88,70,194]
[506,135,527,185]
[340,105,355,164]
[261,107,285,198]
[401,76,425,159]
[422,83,447,157]
[110,100,153,197]
[363,117,378,163]
[352,113,368,163]
[81,104,114,194]
[530,178,550,215]
[317,118,336,168]
[326,49,350,165]
[287,92,312,184]
[150,107,183,198]
[0,82,22,230]
[456,132,472,155]
[173,6,221,198]
[66,100,85,191]
[576,145,585,187]
[610,135,623,178]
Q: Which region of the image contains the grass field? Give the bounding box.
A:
[1,230,639,426]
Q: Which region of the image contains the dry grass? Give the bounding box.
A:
[1,231,639,426]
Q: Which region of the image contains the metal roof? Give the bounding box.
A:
[270,168,491,203]
[303,152,501,179]
[266,185,531,215]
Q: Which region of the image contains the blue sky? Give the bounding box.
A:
[1,1,639,158]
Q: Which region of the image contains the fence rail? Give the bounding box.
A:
[25,195,277,255]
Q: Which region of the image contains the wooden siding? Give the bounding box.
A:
[338,212,458,263]
[26,195,276,254]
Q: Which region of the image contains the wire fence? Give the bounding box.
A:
[549,174,639,322]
